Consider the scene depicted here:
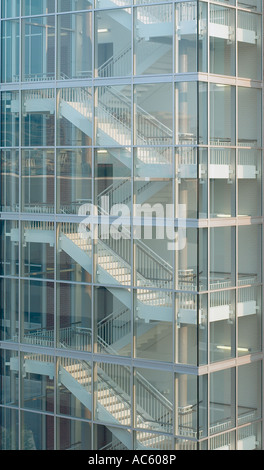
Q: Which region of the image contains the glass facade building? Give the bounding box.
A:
[0,0,263,451]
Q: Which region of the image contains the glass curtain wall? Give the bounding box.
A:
[0,0,263,451]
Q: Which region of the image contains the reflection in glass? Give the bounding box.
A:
[22,89,55,147]
[0,349,19,406]
[21,352,54,412]
[1,19,20,82]
[1,0,20,18]
[22,16,55,82]
[57,282,92,351]
[22,149,54,213]
[21,221,55,279]
[58,12,92,80]
[57,148,92,215]
[0,220,19,277]
[1,149,19,212]
[21,280,54,345]
[0,407,19,450]
[1,91,19,147]
[58,0,92,12]
[0,278,19,342]
[22,0,55,15]
[21,411,54,450]
[56,418,92,450]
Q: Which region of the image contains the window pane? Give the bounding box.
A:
[209,5,235,76]
[22,149,54,214]
[0,349,19,406]
[22,0,55,15]
[21,352,54,412]
[57,358,92,421]
[21,411,54,450]
[57,87,92,146]
[238,225,261,286]
[22,16,55,82]
[58,12,92,80]
[1,0,20,18]
[134,289,173,362]
[1,91,19,147]
[210,84,235,146]
[210,226,235,290]
[95,9,131,78]
[238,362,262,426]
[57,222,92,283]
[58,0,92,12]
[237,286,262,356]
[21,221,55,279]
[56,418,92,450]
[57,148,92,215]
[21,280,54,345]
[237,0,262,13]
[0,220,19,277]
[57,283,92,351]
[135,368,173,435]
[22,89,55,147]
[237,11,262,80]
[0,407,19,450]
[1,149,19,212]
[238,87,262,148]
[238,149,262,217]
[95,85,131,147]
[95,147,131,213]
[210,368,235,434]
[0,278,19,342]
[210,148,236,218]
[210,289,235,363]
[94,287,132,357]
[134,4,173,75]
[135,83,172,145]
[94,362,131,427]
[1,20,20,82]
